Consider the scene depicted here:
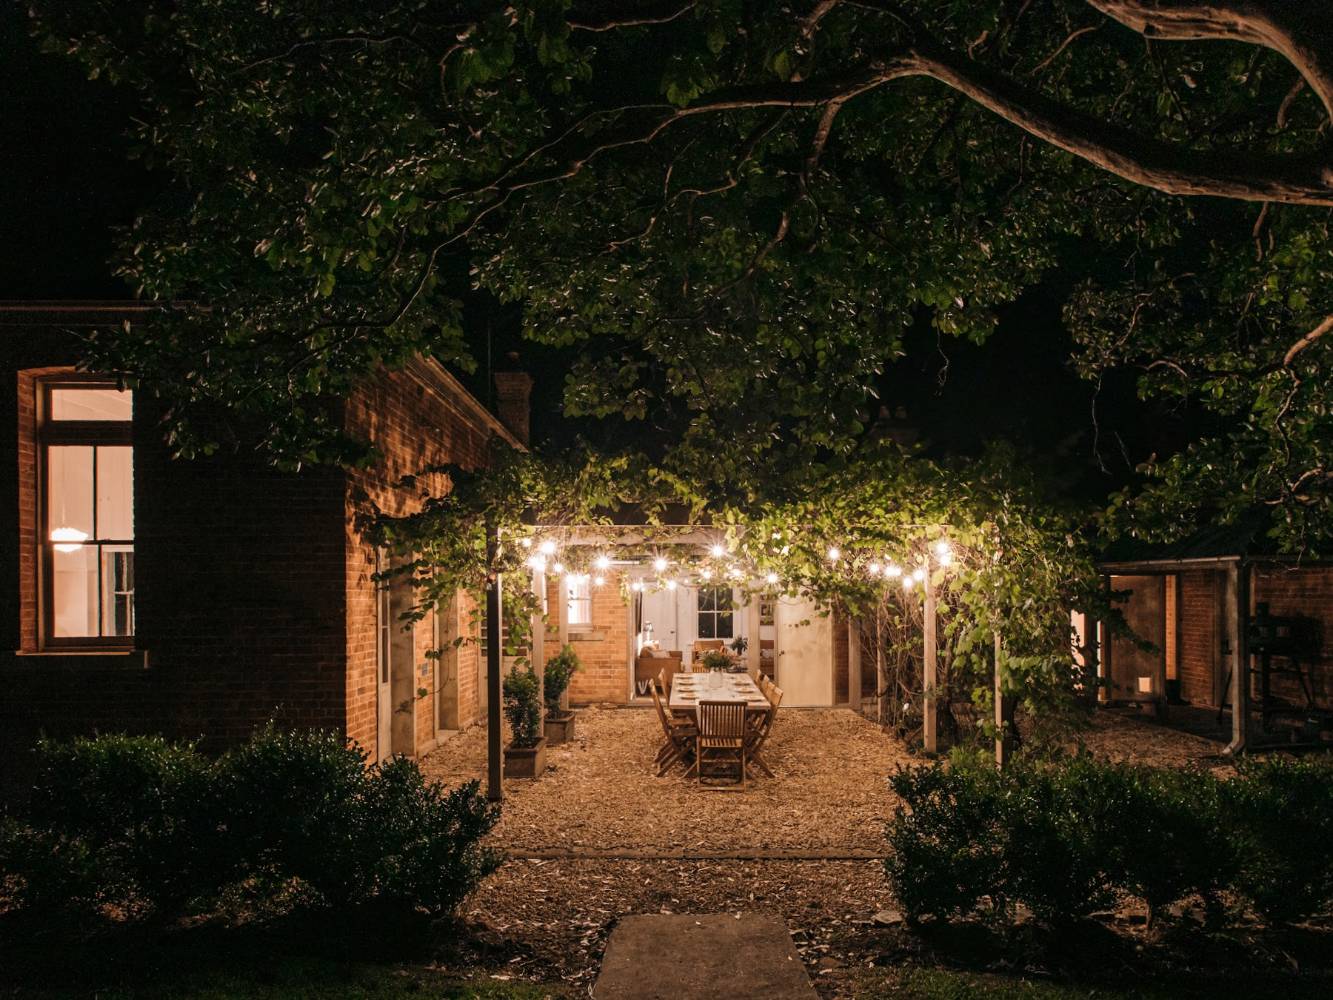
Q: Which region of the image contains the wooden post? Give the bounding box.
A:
[1225,561,1250,756]
[847,616,862,714]
[485,520,504,803]
[994,632,1012,768]
[876,604,888,725]
[923,563,938,754]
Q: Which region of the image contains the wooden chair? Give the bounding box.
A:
[759,638,776,680]
[650,682,695,776]
[696,700,746,788]
[745,683,782,778]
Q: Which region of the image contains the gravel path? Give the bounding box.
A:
[421,707,913,854]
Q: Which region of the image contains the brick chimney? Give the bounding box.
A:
[493,371,534,446]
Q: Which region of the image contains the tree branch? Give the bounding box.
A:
[1283,313,1333,367]
[567,1,697,32]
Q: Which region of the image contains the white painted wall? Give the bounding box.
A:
[775,595,834,706]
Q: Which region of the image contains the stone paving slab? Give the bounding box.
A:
[592,912,818,1000]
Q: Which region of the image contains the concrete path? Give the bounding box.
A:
[592,912,818,1000]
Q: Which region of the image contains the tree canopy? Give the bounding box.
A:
[29,0,1333,547]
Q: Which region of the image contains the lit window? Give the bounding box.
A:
[566,575,592,628]
[40,381,134,644]
[697,586,734,639]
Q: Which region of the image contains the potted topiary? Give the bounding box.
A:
[502,665,545,778]
[543,644,581,746]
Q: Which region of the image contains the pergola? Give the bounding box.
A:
[478,520,1019,802]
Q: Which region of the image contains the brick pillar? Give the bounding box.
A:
[493,372,533,446]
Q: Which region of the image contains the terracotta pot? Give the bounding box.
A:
[503,738,546,778]
[544,712,577,746]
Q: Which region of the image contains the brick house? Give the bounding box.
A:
[0,303,531,791]
[1088,519,1333,750]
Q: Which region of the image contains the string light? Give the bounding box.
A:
[538,539,557,556]
[519,537,532,549]
[710,543,725,558]
[885,563,902,578]
[902,576,915,591]
[826,546,840,562]
[594,575,605,587]
[700,568,713,581]
[868,562,881,576]
[727,567,743,580]
[935,540,952,565]
[525,554,547,572]
[912,567,925,582]
[630,580,644,592]
[666,579,678,591]
[595,554,611,570]
[653,556,668,573]
[552,561,565,574]
[765,572,779,585]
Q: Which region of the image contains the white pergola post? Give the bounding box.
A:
[531,569,546,708]
[923,563,938,754]
[1225,561,1250,756]
[876,605,888,725]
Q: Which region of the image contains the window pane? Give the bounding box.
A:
[698,614,715,639]
[50,387,132,421]
[47,446,94,540]
[717,612,734,638]
[51,544,98,637]
[101,546,135,637]
[716,588,734,611]
[96,447,134,539]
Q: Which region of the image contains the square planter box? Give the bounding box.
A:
[545,712,577,746]
[503,738,546,779]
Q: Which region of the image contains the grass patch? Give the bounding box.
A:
[5,954,571,1000]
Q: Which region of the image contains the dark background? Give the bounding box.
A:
[0,6,1192,507]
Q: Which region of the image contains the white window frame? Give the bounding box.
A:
[565,575,592,629]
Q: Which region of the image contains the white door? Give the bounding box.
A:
[376,576,393,761]
[640,585,681,652]
[775,596,834,706]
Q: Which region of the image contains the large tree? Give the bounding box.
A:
[29,1,1333,543]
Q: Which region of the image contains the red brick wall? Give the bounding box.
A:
[1252,564,1333,710]
[343,363,497,758]
[1178,570,1221,707]
[3,323,517,790]
[833,609,849,703]
[544,572,632,704]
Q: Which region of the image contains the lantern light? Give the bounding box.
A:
[595,554,611,570]
[653,556,668,573]
[710,543,725,558]
[826,546,840,562]
[538,539,557,556]
[50,526,88,553]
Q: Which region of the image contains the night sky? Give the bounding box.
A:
[0,6,1187,508]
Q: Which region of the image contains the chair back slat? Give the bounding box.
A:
[650,682,673,737]
[698,700,745,739]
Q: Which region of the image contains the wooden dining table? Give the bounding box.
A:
[669,671,770,713]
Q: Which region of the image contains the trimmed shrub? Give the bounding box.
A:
[885,753,1009,920]
[1225,755,1333,923]
[502,666,542,745]
[2,727,501,923]
[543,645,580,715]
[20,734,222,916]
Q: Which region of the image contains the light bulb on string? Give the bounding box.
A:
[912,567,925,582]
[653,556,668,573]
[666,579,678,591]
[552,561,565,574]
[902,576,915,591]
[710,543,725,558]
[525,554,547,572]
[826,546,840,563]
[935,540,952,565]
[765,572,779,585]
[519,537,532,549]
[885,563,902,578]
[594,575,605,587]
[538,539,557,556]
[701,568,713,581]
[868,562,881,576]
[595,554,611,570]
[630,580,644,592]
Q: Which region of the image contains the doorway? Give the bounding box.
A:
[435,592,461,732]
[375,553,416,761]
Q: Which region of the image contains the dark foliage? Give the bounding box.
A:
[0,727,500,922]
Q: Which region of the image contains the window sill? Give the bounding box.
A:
[567,629,606,642]
[0,649,150,671]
